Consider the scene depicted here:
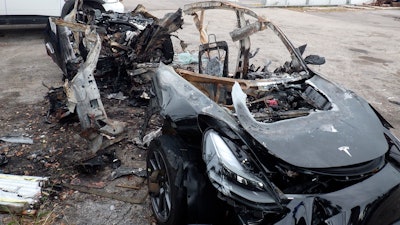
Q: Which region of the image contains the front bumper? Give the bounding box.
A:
[271,163,400,225]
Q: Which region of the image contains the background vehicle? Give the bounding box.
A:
[0,0,123,24]
[146,2,400,225]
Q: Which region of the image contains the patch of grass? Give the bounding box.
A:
[2,209,58,225]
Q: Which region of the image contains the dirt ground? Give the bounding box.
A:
[0,1,399,224]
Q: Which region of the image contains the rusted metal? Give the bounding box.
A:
[175,68,297,100]
[234,10,251,79]
[183,1,262,20]
[230,21,267,42]
[51,17,88,32]
[176,68,252,90]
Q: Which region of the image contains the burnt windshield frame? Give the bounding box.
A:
[183,1,309,79]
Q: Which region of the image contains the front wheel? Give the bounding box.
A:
[147,135,187,225]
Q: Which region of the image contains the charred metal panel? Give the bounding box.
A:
[64,28,107,129]
[183,1,260,19]
[47,4,183,99]
[154,64,218,122]
[45,4,184,156]
[53,18,126,155]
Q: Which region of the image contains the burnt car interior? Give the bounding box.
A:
[174,1,331,122]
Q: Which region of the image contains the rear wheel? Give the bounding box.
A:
[61,0,104,18]
[147,135,187,225]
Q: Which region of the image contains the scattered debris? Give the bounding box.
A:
[110,166,147,180]
[0,153,8,166]
[44,86,73,124]
[76,150,121,174]
[63,182,147,204]
[46,3,183,101]
[175,52,199,65]
[106,92,128,101]
[134,128,162,148]
[70,178,107,189]
[0,174,48,214]
[44,1,183,164]
[0,135,33,144]
[45,16,126,159]
[115,184,141,190]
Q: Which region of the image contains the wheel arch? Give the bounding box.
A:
[148,134,220,224]
[147,135,187,225]
[198,114,241,140]
[61,0,105,17]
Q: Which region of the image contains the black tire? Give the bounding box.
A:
[61,0,104,18]
[147,135,187,225]
[61,0,75,18]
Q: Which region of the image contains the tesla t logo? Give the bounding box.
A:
[338,146,352,157]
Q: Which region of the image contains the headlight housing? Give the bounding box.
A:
[203,129,275,204]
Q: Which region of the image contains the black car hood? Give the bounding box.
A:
[232,75,388,169]
[154,65,388,169]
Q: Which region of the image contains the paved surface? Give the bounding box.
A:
[0,1,399,224]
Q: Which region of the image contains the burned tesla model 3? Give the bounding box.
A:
[146,2,400,225]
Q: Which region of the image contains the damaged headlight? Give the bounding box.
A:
[203,129,275,204]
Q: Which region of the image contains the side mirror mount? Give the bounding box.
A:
[304,55,325,65]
